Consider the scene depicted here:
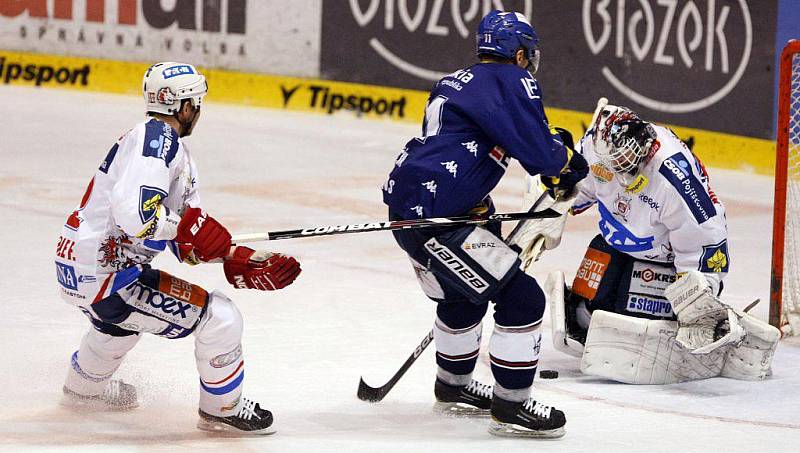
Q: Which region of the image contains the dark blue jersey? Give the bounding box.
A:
[383,63,568,220]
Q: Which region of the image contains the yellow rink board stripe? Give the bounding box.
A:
[0,50,776,175]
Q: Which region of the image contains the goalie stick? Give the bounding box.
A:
[357,194,551,403]
[231,208,560,243]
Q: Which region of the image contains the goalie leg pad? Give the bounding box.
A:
[580,310,725,384]
[721,311,780,380]
[545,271,584,357]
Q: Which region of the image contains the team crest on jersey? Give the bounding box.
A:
[613,194,632,221]
[139,186,167,224]
[590,163,614,183]
[700,240,729,273]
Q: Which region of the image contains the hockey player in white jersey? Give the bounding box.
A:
[55,62,301,434]
[511,99,779,384]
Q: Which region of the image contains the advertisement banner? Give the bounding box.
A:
[0,0,322,77]
[321,0,777,139]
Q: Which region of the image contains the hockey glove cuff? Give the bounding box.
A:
[174,207,232,262]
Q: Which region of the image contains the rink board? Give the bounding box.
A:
[0,49,776,175]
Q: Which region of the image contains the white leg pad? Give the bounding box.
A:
[580,310,725,384]
[194,291,245,416]
[64,328,140,396]
[544,271,583,357]
[721,311,780,380]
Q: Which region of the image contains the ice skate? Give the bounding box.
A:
[433,378,492,417]
[197,398,275,435]
[61,379,138,411]
[488,395,566,438]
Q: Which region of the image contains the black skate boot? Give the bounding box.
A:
[197,398,275,435]
[61,379,138,411]
[489,395,566,438]
[433,378,492,417]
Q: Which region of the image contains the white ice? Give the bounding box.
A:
[1,86,798,452]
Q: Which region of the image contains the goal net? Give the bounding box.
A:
[771,40,800,336]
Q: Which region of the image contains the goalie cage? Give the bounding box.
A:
[771,39,800,336]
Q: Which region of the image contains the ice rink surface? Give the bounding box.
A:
[1,86,799,452]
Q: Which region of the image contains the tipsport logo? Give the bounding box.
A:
[582,0,753,113]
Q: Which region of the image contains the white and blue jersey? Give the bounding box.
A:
[573,125,729,288]
[383,63,569,219]
[55,117,200,308]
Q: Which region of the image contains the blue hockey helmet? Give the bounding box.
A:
[476,10,540,73]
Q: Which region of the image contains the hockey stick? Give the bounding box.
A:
[356,195,552,403]
[232,208,560,243]
[357,329,434,402]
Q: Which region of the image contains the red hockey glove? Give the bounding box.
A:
[224,246,301,291]
[174,207,231,262]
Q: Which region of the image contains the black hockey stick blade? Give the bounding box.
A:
[356,377,386,403]
[357,329,434,403]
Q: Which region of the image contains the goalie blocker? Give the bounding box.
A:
[544,238,780,383]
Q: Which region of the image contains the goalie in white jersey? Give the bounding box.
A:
[511,99,780,384]
[55,62,301,434]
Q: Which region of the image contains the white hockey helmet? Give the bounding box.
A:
[591,102,657,176]
[142,62,207,115]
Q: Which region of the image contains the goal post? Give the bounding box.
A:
[770,39,800,335]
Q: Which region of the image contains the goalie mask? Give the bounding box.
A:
[592,104,657,183]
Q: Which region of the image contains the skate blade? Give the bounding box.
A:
[488,420,565,439]
[196,418,277,436]
[433,401,491,418]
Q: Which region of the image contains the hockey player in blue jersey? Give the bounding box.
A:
[382,11,588,438]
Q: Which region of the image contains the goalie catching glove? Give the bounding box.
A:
[224,246,302,291]
[664,270,745,354]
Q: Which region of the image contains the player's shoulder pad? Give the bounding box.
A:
[142,118,180,167]
[655,135,717,225]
